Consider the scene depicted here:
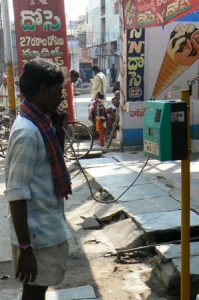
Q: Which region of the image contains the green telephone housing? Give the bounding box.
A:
[143,100,188,161]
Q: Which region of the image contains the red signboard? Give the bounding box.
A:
[13,0,75,120]
[122,0,199,29]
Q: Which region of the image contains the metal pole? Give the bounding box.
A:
[181,89,190,300]
[1,0,16,125]
[119,0,124,150]
[0,4,4,80]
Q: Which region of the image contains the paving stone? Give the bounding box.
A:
[84,164,148,187]
[151,256,180,293]
[152,250,199,299]
[156,242,199,260]
[121,196,180,216]
[80,157,117,168]
[0,287,98,300]
[112,183,168,202]
[94,203,125,221]
[0,289,22,300]
[133,210,199,233]
[170,188,199,209]
[46,285,97,300]
[82,217,101,229]
[156,242,199,275]
[172,256,199,276]
[102,218,144,250]
[0,197,12,262]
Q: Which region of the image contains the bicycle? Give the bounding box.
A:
[63,120,94,159]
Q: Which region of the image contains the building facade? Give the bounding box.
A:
[83,0,120,83]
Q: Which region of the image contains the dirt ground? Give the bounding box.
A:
[57,163,179,300]
[0,162,179,300]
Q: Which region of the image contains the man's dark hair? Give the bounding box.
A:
[19,58,65,99]
[92,65,100,73]
[96,92,104,100]
[70,69,79,83]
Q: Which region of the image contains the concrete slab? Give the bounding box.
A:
[112,183,168,202]
[102,218,144,250]
[82,217,101,229]
[152,244,199,299]
[0,286,98,300]
[0,196,12,262]
[82,164,148,187]
[148,177,175,193]
[94,203,125,221]
[193,208,199,215]
[0,289,21,300]
[172,256,199,276]
[121,196,181,216]
[170,187,199,210]
[46,285,97,300]
[80,157,117,168]
[190,198,199,210]
[80,161,169,201]
[156,242,199,260]
[112,152,145,164]
[133,210,199,233]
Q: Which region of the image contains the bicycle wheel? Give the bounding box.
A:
[0,142,7,158]
[0,123,9,158]
[64,122,94,159]
[0,135,8,158]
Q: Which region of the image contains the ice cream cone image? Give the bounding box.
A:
[152,24,199,98]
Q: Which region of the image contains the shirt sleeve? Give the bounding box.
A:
[5,128,37,201]
[91,76,101,94]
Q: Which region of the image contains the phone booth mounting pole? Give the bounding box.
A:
[181,89,190,300]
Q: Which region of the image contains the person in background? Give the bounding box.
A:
[112,80,120,93]
[106,90,120,136]
[70,69,79,84]
[0,73,8,109]
[88,92,107,135]
[110,64,117,87]
[5,58,72,300]
[90,66,107,100]
[70,69,80,96]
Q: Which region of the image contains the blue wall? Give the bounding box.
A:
[177,10,199,22]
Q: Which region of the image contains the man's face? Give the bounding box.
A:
[95,95,99,102]
[41,83,64,113]
[112,98,119,107]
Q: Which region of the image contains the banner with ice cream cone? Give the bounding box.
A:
[152,23,199,98]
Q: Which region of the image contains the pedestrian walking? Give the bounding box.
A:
[90,65,107,99]
[5,58,72,300]
[110,64,117,87]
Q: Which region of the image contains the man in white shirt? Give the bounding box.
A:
[91,65,107,99]
[5,59,72,300]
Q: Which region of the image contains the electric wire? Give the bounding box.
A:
[64,126,149,204]
[65,1,149,203]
